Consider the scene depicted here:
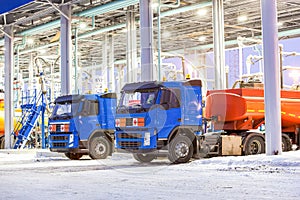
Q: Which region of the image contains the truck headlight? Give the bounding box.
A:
[60,124,70,132]
[144,132,150,146]
[49,124,56,132]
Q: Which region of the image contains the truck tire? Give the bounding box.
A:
[282,135,292,152]
[89,136,111,159]
[244,135,265,155]
[133,153,156,163]
[168,135,194,164]
[65,152,83,160]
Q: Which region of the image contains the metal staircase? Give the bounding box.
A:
[12,90,46,149]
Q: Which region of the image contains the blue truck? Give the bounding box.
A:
[115,79,297,164]
[48,93,116,160]
[115,80,204,163]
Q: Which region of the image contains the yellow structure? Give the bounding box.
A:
[0,98,22,137]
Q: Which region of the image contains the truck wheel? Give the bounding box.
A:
[65,152,83,160]
[244,135,265,155]
[282,135,292,152]
[89,136,111,159]
[133,153,156,163]
[168,135,194,164]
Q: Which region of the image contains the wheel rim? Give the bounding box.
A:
[175,142,189,158]
[249,139,262,154]
[95,143,106,155]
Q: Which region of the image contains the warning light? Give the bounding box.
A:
[186,74,191,80]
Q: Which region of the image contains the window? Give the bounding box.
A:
[160,89,181,108]
[81,100,99,116]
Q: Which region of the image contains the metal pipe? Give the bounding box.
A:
[169,27,300,54]
[78,0,139,17]
[279,45,283,89]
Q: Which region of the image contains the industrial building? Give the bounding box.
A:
[0,0,300,153]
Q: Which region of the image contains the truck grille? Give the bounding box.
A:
[53,142,67,147]
[49,132,73,149]
[117,132,143,148]
[118,141,141,148]
[51,135,68,141]
[118,133,142,139]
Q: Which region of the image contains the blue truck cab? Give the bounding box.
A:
[48,93,116,160]
[115,80,203,163]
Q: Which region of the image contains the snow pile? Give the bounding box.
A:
[186,150,300,173]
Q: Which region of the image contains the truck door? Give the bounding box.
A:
[76,99,100,140]
[156,88,181,138]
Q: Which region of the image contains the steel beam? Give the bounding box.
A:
[102,34,108,92]
[213,0,226,89]
[108,35,115,91]
[126,5,138,83]
[4,25,13,149]
[60,4,72,95]
[140,0,154,81]
[261,0,282,155]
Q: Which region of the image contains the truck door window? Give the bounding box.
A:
[82,100,99,116]
[160,89,181,108]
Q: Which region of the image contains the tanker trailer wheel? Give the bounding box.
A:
[65,152,83,160]
[133,153,156,163]
[89,136,111,159]
[244,135,265,155]
[282,134,292,152]
[168,135,194,164]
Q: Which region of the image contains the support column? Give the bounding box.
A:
[212,0,226,89]
[108,35,115,91]
[126,5,138,82]
[140,0,154,81]
[74,28,79,94]
[4,25,14,149]
[29,53,34,90]
[60,4,72,95]
[102,35,108,92]
[261,0,282,155]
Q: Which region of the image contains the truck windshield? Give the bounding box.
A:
[117,89,158,113]
[50,101,80,120]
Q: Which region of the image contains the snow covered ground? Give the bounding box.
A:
[0,149,299,200]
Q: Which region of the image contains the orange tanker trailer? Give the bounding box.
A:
[202,83,300,156]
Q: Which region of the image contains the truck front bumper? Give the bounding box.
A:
[115,128,157,151]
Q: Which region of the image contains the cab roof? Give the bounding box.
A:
[122,80,202,92]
